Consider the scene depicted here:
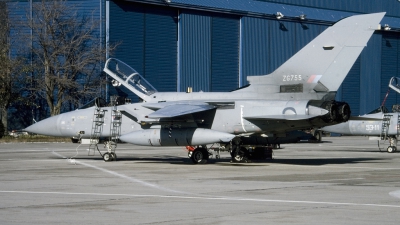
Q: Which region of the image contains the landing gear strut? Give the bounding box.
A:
[387,136,397,153]
[102,141,117,162]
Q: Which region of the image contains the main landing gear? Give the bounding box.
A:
[186,141,272,164]
[230,144,251,163]
[187,146,210,164]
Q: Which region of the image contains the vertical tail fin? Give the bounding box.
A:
[247,12,385,94]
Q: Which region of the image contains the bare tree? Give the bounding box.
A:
[25,0,109,116]
[0,2,24,134]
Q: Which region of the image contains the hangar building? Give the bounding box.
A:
[8,0,400,116]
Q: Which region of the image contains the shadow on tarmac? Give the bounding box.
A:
[51,154,384,166]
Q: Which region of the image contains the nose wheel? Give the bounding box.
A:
[387,146,397,153]
[387,137,397,153]
[103,152,117,162]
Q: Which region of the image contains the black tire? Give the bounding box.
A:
[309,130,322,143]
[231,147,250,163]
[387,146,396,153]
[190,148,208,164]
[103,153,111,161]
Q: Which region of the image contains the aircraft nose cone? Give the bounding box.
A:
[24,115,63,136]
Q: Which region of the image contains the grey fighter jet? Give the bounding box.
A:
[320,106,399,153]
[321,76,400,153]
[25,13,385,163]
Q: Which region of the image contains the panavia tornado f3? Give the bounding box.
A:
[25,13,385,163]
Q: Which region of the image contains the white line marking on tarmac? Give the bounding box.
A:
[51,151,187,194]
[1,190,399,208]
[299,178,365,183]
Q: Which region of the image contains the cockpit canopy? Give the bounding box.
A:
[389,77,400,95]
[104,58,157,97]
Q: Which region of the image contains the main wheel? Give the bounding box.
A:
[314,130,322,142]
[190,148,209,164]
[231,146,250,163]
[387,146,396,153]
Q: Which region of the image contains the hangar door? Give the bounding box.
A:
[179,10,239,92]
[108,1,177,100]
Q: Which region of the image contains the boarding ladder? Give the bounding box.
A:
[397,114,400,138]
[105,106,122,154]
[88,106,106,156]
[381,114,392,141]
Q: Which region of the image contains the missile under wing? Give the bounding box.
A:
[25,13,385,163]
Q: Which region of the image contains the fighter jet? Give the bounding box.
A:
[321,76,400,153]
[320,106,400,153]
[25,13,385,163]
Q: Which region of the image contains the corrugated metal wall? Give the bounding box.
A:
[210,14,239,92]
[179,10,212,92]
[241,17,270,84]
[143,7,178,91]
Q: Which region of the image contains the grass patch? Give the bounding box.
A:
[0,135,71,143]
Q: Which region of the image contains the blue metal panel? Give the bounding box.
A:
[144,6,177,92]
[241,17,270,85]
[360,34,382,115]
[109,1,145,101]
[109,1,145,71]
[381,33,399,109]
[179,10,211,92]
[268,20,296,73]
[211,14,240,92]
